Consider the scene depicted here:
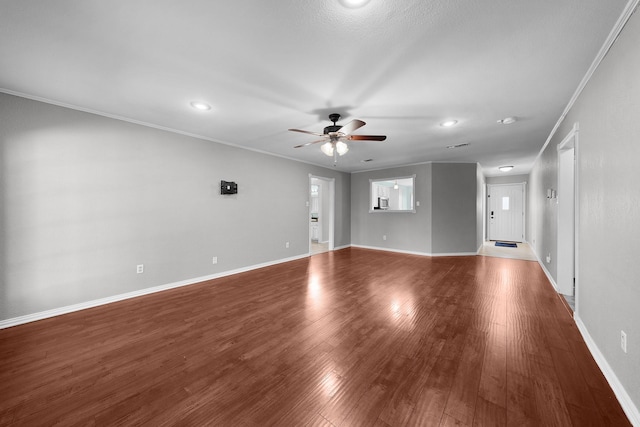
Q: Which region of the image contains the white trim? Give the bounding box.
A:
[353,161,433,174]
[351,244,477,257]
[533,0,640,166]
[353,160,481,174]
[531,246,559,292]
[573,127,581,316]
[369,174,417,213]
[0,253,309,330]
[0,89,348,173]
[557,123,579,151]
[309,174,336,251]
[556,123,579,307]
[575,315,640,426]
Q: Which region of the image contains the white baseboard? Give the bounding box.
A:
[351,244,477,257]
[575,315,640,426]
[530,242,639,424]
[333,244,352,251]
[531,247,559,291]
[0,253,309,330]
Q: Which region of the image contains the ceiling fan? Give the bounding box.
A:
[289,113,387,162]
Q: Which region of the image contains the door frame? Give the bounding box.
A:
[486,182,526,242]
[557,123,579,314]
[309,174,335,254]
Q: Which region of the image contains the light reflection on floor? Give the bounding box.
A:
[478,241,537,261]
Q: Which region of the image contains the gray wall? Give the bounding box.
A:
[351,162,480,255]
[320,179,330,243]
[431,163,479,254]
[476,164,486,249]
[528,145,558,271]
[0,93,350,321]
[351,164,432,253]
[527,9,640,411]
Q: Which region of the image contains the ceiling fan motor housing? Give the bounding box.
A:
[323,125,342,134]
[324,113,342,134]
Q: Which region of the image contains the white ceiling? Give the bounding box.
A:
[0,0,629,175]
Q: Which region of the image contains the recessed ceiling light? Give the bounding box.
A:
[499,166,514,172]
[440,120,458,127]
[339,0,371,8]
[190,101,211,111]
[497,116,517,125]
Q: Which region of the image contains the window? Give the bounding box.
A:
[502,196,510,210]
[370,175,416,213]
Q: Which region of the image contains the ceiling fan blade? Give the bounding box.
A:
[288,128,326,137]
[293,138,327,148]
[338,119,366,135]
[347,135,387,141]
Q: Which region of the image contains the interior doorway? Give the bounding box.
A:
[309,175,335,255]
[557,124,578,311]
[487,183,525,242]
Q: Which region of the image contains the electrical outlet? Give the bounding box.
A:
[383,235,387,241]
[416,201,420,206]
[285,242,290,248]
[212,256,218,265]
[546,253,551,263]
[621,330,627,353]
[136,264,144,274]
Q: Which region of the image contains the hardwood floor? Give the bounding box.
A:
[0,248,630,426]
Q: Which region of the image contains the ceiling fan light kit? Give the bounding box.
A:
[289,113,386,163]
[319,140,348,156]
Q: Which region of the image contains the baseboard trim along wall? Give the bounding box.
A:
[351,244,478,257]
[0,253,310,330]
[531,245,639,425]
[575,315,640,426]
[333,244,352,251]
[532,247,559,292]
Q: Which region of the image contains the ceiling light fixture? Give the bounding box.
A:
[497,116,516,125]
[499,166,514,172]
[190,101,211,111]
[440,120,458,127]
[320,141,349,157]
[339,0,371,8]
[393,181,399,190]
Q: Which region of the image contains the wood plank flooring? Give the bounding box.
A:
[0,248,630,426]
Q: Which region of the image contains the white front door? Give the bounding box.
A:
[488,183,524,242]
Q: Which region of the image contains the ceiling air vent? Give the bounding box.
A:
[446,143,470,149]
